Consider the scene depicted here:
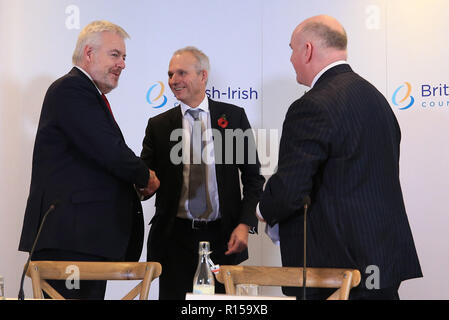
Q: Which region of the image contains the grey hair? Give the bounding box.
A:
[302,22,347,50]
[173,46,210,74]
[72,20,130,65]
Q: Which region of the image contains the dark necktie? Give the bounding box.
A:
[101,93,115,120]
[186,109,211,218]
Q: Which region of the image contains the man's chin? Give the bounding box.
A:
[173,93,184,102]
[101,82,118,94]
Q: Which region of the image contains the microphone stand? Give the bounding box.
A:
[18,203,57,300]
[302,196,311,301]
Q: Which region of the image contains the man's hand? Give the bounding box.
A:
[225,223,250,255]
[139,170,160,198]
[148,169,160,193]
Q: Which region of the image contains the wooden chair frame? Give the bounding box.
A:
[215,265,361,300]
[25,261,162,300]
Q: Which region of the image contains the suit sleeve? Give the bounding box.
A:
[259,98,333,226]
[52,78,149,188]
[141,117,156,169]
[237,109,265,230]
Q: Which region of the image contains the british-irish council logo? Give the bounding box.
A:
[392,82,415,110]
[146,81,168,109]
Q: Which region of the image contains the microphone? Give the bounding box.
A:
[18,201,59,300]
[302,195,311,300]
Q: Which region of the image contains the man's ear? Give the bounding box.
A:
[304,42,313,64]
[83,45,95,63]
[201,69,208,83]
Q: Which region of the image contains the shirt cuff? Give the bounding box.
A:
[256,203,265,221]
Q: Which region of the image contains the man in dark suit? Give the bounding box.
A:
[141,47,265,299]
[18,20,159,299]
[257,15,422,299]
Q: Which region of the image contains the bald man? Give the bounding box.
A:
[258,15,422,300]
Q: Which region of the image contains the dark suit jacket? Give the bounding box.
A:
[141,99,265,264]
[260,64,422,290]
[19,67,149,261]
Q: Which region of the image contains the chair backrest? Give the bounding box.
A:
[26,261,162,300]
[215,265,361,300]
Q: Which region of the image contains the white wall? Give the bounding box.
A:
[1,0,446,299]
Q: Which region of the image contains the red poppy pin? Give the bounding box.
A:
[218,114,228,128]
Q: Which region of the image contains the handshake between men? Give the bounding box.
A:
[138,169,160,199]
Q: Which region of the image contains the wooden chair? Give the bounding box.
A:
[215,265,361,300]
[25,261,162,300]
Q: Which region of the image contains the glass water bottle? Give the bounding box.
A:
[193,241,215,295]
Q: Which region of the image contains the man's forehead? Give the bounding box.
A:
[99,32,125,47]
[169,54,197,69]
[172,52,196,63]
[290,29,301,46]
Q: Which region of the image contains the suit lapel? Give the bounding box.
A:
[99,96,126,140]
[70,67,125,140]
[168,105,183,149]
[170,105,183,128]
[209,98,227,137]
[208,99,225,198]
[168,106,184,186]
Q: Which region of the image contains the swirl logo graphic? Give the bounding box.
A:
[146,81,168,109]
[392,82,415,110]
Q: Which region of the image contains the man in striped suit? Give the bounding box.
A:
[258,15,422,299]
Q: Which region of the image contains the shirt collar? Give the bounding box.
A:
[180,95,209,117]
[75,66,102,95]
[311,60,348,88]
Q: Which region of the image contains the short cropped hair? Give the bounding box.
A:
[302,22,347,50]
[173,46,210,74]
[72,20,130,65]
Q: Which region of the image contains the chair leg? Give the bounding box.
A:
[30,265,43,299]
[339,271,353,300]
[139,265,154,300]
[41,280,65,299]
[123,282,142,300]
[223,271,236,295]
[327,288,342,300]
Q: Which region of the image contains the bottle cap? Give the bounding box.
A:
[198,241,211,253]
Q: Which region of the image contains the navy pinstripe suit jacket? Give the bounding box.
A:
[260,64,422,291]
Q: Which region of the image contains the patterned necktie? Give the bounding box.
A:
[101,94,115,120]
[186,109,211,218]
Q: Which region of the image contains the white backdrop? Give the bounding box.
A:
[1,0,447,299]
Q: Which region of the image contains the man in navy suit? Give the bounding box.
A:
[258,15,422,299]
[18,21,159,299]
[141,47,265,299]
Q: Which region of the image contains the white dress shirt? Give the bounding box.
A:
[310,60,348,88]
[74,66,102,95]
[177,96,220,221]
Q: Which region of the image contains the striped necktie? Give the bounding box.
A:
[186,108,211,219]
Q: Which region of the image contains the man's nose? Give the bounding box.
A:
[118,57,126,69]
[169,73,178,83]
